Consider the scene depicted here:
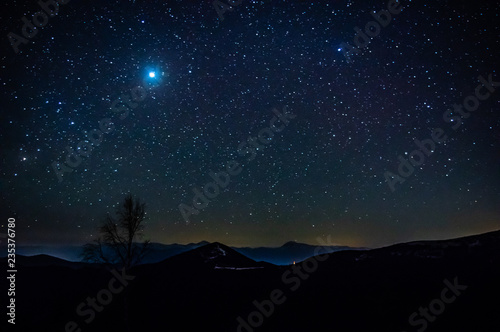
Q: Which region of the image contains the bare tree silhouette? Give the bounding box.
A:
[81,194,150,269]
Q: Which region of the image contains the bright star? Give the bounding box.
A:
[143,65,165,87]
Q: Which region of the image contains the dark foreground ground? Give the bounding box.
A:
[2,230,500,332]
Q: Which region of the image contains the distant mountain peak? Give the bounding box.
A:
[282,241,310,248]
[183,240,210,246]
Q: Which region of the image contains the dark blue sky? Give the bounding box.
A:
[1,0,498,247]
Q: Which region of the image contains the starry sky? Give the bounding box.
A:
[1,0,499,248]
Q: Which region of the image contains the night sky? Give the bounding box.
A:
[1,0,498,248]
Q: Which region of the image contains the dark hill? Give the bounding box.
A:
[158,241,267,269]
